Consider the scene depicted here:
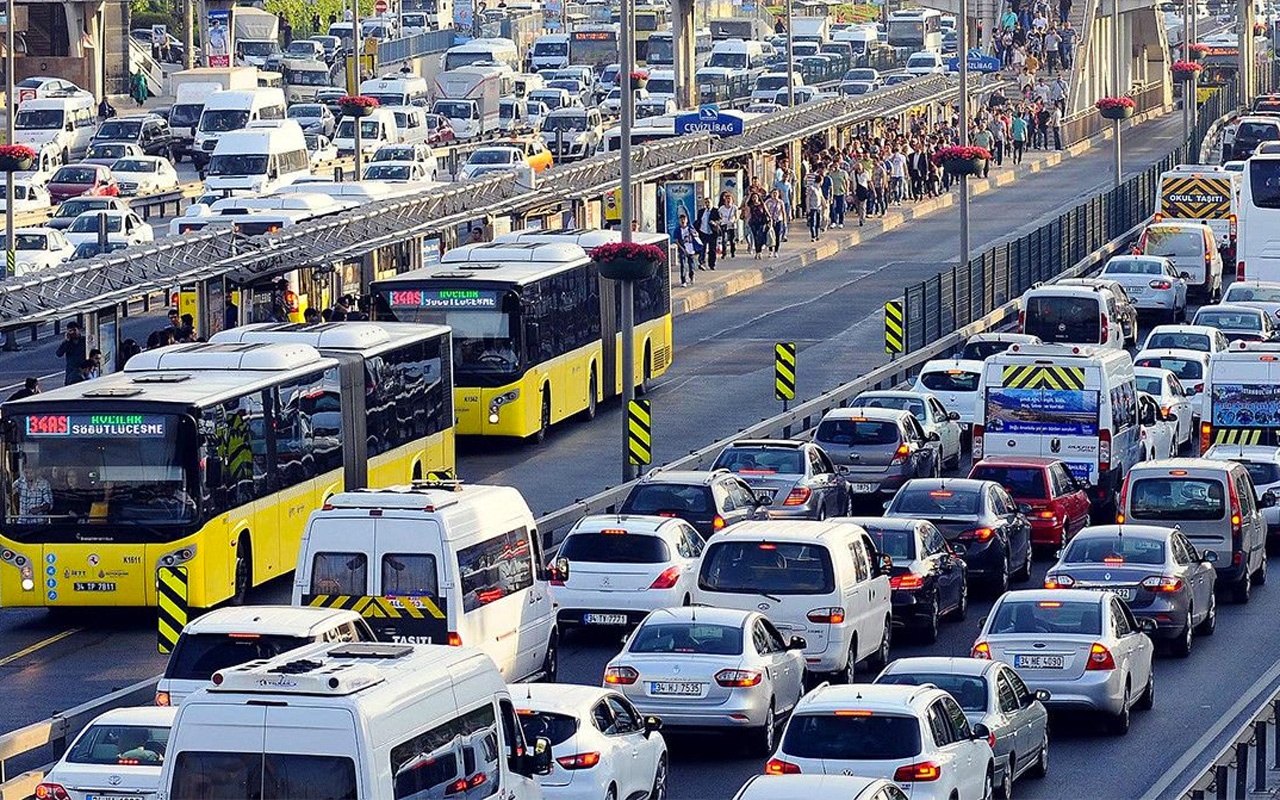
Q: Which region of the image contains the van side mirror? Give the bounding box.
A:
[788,635,808,650]
[1033,688,1052,702]
[1263,491,1278,509]
[643,715,664,737]
[551,557,569,582]
[1203,550,1219,563]
[948,411,961,421]
[927,431,941,442]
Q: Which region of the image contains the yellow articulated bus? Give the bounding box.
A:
[372,231,673,441]
[0,327,453,610]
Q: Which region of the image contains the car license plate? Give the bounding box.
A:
[650,681,703,696]
[1081,586,1135,601]
[583,613,627,625]
[74,582,117,592]
[87,795,144,800]
[850,482,878,493]
[1014,654,1065,669]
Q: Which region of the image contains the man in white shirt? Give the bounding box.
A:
[888,148,908,205]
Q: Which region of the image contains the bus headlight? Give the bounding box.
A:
[20,564,34,591]
[159,545,198,567]
[489,389,521,423]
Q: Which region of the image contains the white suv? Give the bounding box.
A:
[766,683,996,800]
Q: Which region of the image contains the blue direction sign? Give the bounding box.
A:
[947,52,1002,73]
[675,106,745,137]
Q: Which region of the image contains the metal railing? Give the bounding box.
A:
[376,29,455,65]
[1179,698,1280,800]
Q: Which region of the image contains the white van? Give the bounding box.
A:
[694,519,893,682]
[155,642,551,800]
[204,120,310,194]
[13,95,96,162]
[530,33,571,71]
[193,87,287,168]
[387,104,431,145]
[975,343,1142,515]
[1203,340,1280,451]
[1019,283,1128,350]
[292,481,558,682]
[360,74,431,107]
[154,606,375,706]
[333,106,399,158]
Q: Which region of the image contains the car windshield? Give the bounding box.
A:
[890,486,982,516]
[1136,375,1164,395]
[1105,259,1166,275]
[1226,285,1280,303]
[699,541,836,594]
[1062,534,1167,564]
[908,55,936,67]
[781,714,922,760]
[336,119,385,138]
[1143,228,1205,258]
[15,109,64,129]
[72,242,123,259]
[630,622,744,655]
[67,722,171,765]
[2,232,52,250]
[363,164,411,180]
[990,599,1102,635]
[1196,309,1263,331]
[920,369,980,392]
[288,105,323,118]
[878,673,989,712]
[713,447,805,474]
[207,154,268,176]
[852,394,927,421]
[840,83,871,95]
[543,115,587,131]
[469,149,517,165]
[1023,296,1101,343]
[646,78,674,95]
[846,69,877,80]
[516,711,578,748]
[88,144,131,159]
[52,167,97,183]
[113,159,157,173]
[1144,332,1211,351]
[96,120,143,139]
[373,147,413,162]
[968,465,1048,499]
[861,524,917,560]
[54,199,109,218]
[1135,356,1203,380]
[164,633,312,680]
[755,75,789,91]
[69,215,123,233]
[623,483,711,514]
[816,418,900,446]
[560,532,669,563]
[960,340,1016,360]
[1129,477,1225,521]
[241,40,276,56]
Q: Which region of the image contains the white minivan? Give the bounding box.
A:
[204,119,311,194]
[333,106,399,158]
[292,481,558,682]
[155,641,552,800]
[193,87,287,168]
[13,95,96,162]
[694,519,893,683]
[1019,283,1128,350]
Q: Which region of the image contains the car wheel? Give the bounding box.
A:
[532,390,551,444]
[650,754,668,800]
[581,371,597,421]
[866,620,890,672]
[540,629,559,682]
[1195,593,1217,636]
[919,596,939,644]
[1170,611,1193,658]
[1029,731,1049,779]
[1255,552,1267,585]
[982,764,995,800]
[1233,568,1252,604]
[948,578,969,621]
[988,552,1010,597]
[838,639,857,684]
[1136,671,1155,710]
[996,756,1014,799]
[751,701,776,756]
[1110,683,1132,735]
[1013,539,1033,582]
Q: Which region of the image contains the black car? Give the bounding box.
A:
[618,469,763,539]
[847,516,968,643]
[884,478,1033,596]
[1230,116,1280,160]
[91,114,176,160]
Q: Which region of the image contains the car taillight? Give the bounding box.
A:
[972,423,984,459]
[1192,383,1204,394]
[1044,573,1075,589]
[807,606,846,624]
[972,641,991,659]
[447,631,462,647]
[1230,213,1238,240]
[446,777,469,795]
[894,761,943,782]
[890,573,925,590]
[766,758,801,775]
[1238,259,1246,281]
[782,487,812,506]
[1116,475,1130,523]
[1100,314,1110,344]
[155,690,171,706]
[890,443,911,466]
[468,773,488,788]
[1034,505,1058,520]
[1017,309,1026,331]
[1150,279,1173,290]
[649,566,681,589]
[959,527,995,543]
[1142,576,1184,592]
[1201,420,1213,454]
[34,785,70,800]
[716,669,764,687]
[1229,477,1243,546]
[604,666,638,685]
[713,515,726,531]
[1099,429,1112,472]
[1153,212,1164,222]
[556,752,601,770]
[1086,642,1117,670]
[549,561,566,586]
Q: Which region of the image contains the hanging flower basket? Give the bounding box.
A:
[590,241,665,281]
[338,95,379,117]
[932,145,992,177]
[630,70,649,90]
[1188,42,1210,61]
[1096,95,1137,120]
[1171,60,1203,83]
[0,145,37,173]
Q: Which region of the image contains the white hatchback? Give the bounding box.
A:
[912,358,984,429]
[37,706,177,800]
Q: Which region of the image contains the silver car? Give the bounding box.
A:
[711,439,850,520]
[1221,280,1280,323]
[603,606,807,755]
[1203,444,1280,541]
[973,589,1156,735]
[1057,278,1141,346]
[875,657,1050,798]
[1098,255,1189,322]
[850,390,964,471]
[813,407,941,504]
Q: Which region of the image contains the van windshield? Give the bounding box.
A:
[1143,229,1205,258]
[207,154,268,176]
[708,52,747,68]
[698,541,835,594]
[170,752,357,799]
[1023,296,1101,343]
[96,119,143,140]
[164,633,312,680]
[1129,477,1226,520]
[200,109,251,132]
[15,109,64,129]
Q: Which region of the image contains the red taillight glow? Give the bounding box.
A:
[1142,576,1184,592]
[1229,476,1244,546]
[716,669,764,687]
[1086,642,1116,671]
[972,641,991,659]
[556,752,601,770]
[1150,280,1173,290]
[1238,259,1247,281]
[1101,314,1110,344]
[807,606,846,624]
[783,487,812,506]
[766,758,801,775]
[960,527,995,543]
[1099,428,1112,472]
[894,761,943,782]
[890,573,925,590]
[1036,509,1058,519]
[1201,421,1213,454]
[713,515,727,531]
[604,666,639,685]
[1103,556,1125,565]
[649,566,681,589]
[972,423,984,459]
[446,777,469,795]
[1018,309,1026,331]
[155,691,171,706]
[1044,574,1075,589]
[890,443,911,466]
[34,785,70,800]
[447,631,462,647]
[549,561,566,586]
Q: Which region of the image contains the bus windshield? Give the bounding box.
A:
[888,20,924,45]
[379,288,520,384]
[4,411,194,536]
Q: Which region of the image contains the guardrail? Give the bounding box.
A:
[1177,698,1280,800]
[377,29,455,65]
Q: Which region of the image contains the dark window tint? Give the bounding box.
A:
[560,532,670,563]
[989,600,1102,635]
[919,370,980,392]
[1240,460,1280,486]
[169,752,357,799]
[1129,477,1225,520]
[456,528,534,612]
[1250,158,1280,209]
[960,340,1014,361]
[1238,121,1280,140]
[1023,296,1101,343]
[1062,534,1166,565]
[365,335,453,458]
[622,483,712,514]
[382,553,439,596]
[852,394,926,421]
[164,633,311,681]
[699,541,835,594]
[878,673,989,712]
[390,704,499,800]
[68,723,171,765]
[781,714,923,760]
[517,711,579,747]
[310,552,369,595]
[861,525,917,560]
[1144,333,1210,351]
[968,465,1048,499]
[713,446,805,474]
[889,486,982,516]
[816,419,901,446]
[630,621,745,654]
[1196,309,1263,331]
[1135,375,1163,396]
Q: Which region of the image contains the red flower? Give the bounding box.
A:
[337,95,380,108]
[0,145,37,161]
[590,241,666,263]
[1170,60,1203,73]
[629,70,649,81]
[1188,42,1210,53]
[1095,96,1137,110]
[930,145,993,165]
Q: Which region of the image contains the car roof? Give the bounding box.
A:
[901,477,990,492]
[1000,588,1110,605]
[1134,347,1210,361]
[570,513,682,535]
[823,406,911,422]
[967,332,1039,343]
[79,706,179,728]
[918,358,984,372]
[707,519,870,544]
[737,775,886,797]
[1203,444,1280,462]
[853,389,928,400]
[508,682,619,713]
[640,469,734,485]
[797,682,942,714]
[726,439,809,449]
[839,516,919,532]
[1072,523,1178,540]
[181,605,362,635]
[970,455,1058,468]
[641,605,752,626]
[1198,303,1266,317]
[879,655,999,678]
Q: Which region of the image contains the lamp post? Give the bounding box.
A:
[958,0,970,269]
[1182,0,1190,140]
[1113,0,1122,185]
[620,0,638,482]
[5,0,15,284]
[784,0,795,107]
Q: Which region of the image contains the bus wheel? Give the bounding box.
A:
[582,370,598,421]
[637,343,653,396]
[533,390,550,444]
[230,535,252,606]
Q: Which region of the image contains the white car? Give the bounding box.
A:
[1202,444,1280,539]
[1138,392,1178,459]
[1133,348,1212,419]
[972,589,1156,734]
[361,160,434,182]
[16,75,92,100]
[64,209,154,247]
[905,51,946,75]
[370,142,438,177]
[109,156,180,196]
[82,141,146,168]
[1134,366,1194,449]
[766,683,995,800]
[512,684,668,800]
[850,389,964,470]
[912,358,984,429]
[551,514,704,628]
[959,332,1041,361]
[1222,280,1280,324]
[0,179,52,213]
[5,226,74,274]
[744,101,783,114]
[35,706,176,800]
[460,146,526,180]
[1140,323,1230,353]
[305,133,338,167]
[1098,254,1189,321]
[734,775,908,800]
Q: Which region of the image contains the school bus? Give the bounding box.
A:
[372,231,673,440]
[0,325,453,609]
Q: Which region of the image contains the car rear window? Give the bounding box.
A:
[919,369,980,392]
[861,525,917,560]
[852,394,926,420]
[68,723,172,765]
[1225,285,1280,303]
[1143,228,1206,258]
[1129,477,1226,521]
[1061,534,1166,564]
[989,600,1102,635]
[968,465,1048,499]
[630,622,744,655]
[1196,309,1263,331]
[714,447,805,474]
[560,532,670,563]
[1023,296,1102,343]
[877,673,988,712]
[960,341,1013,361]
[1135,357,1203,381]
[1144,332,1210,351]
[170,752,357,799]
[781,714,922,760]
[1104,259,1165,275]
[1237,121,1280,139]
[1135,375,1163,396]
[517,711,579,747]
[699,541,835,595]
[889,486,982,516]
[815,419,901,446]
[622,484,712,514]
[1241,460,1280,486]
[164,633,312,681]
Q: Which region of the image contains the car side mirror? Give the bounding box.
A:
[1017,502,1033,515]
[971,722,992,741]
[837,464,850,475]
[948,410,961,421]
[788,635,808,651]
[643,715,663,737]
[1204,550,1219,563]
[1137,617,1158,636]
[878,553,893,574]
[1263,491,1278,509]
[1033,688,1052,702]
[1180,271,1191,279]
[552,557,570,582]
[927,431,941,442]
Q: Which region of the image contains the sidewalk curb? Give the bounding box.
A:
[672,103,1174,316]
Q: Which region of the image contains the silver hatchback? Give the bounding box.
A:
[813,407,941,503]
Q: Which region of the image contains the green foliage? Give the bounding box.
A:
[265,0,377,34]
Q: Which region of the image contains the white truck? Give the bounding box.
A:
[791,16,831,43]
[168,67,259,161]
[432,66,509,139]
[233,6,281,67]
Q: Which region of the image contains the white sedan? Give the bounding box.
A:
[1138,392,1178,459]
[64,209,154,247]
[35,706,176,800]
[109,156,180,196]
[305,133,339,168]
[5,226,74,274]
[460,146,526,180]
[1098,255,1189,321]
[361,160,434,183]
[0,179,52,213]
[1222,280,1280,324]
[512,684,668,800]
[1134,366,1194,449]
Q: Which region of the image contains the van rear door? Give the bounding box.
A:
[371,516,450,645]
[983,363,1103,485]
[1208,354,1280,447]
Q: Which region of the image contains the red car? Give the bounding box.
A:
[968,456,1091,554]
[424,113,456,145]
[48,164,119,204]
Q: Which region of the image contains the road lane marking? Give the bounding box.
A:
[0,627,82,668]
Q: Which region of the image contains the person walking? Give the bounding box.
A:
[745,192,770,259]
[717,191,739,259]
[1049,103,1064,150]
[1044,26,1062,74]
[764,189,787,257]
[130,69,148,106]
[673,211,700,286]
[972,123,995,177]
[826,163,849,227]
[1058,0,1072,24]
[55,322,87,386]
[1010,111,1028,163]
[695,198,720,270]
[1059,21,1076,68]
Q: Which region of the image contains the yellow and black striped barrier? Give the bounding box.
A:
[306,593,446,620]
[157,566,188,654]
[628,399,652,466]
[775,342,797,401]
[1001,365,1086,391]
[1215,428,1264,446]
[884,301,904,355]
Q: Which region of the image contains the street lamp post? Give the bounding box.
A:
[5,0,15,284]
[784,0,795,107]
[1182,0,1190,140]
[620,0,638,482]
[1113,0,1122,185]
[958,0,970,268]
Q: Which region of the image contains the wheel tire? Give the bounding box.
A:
[1136,671,1155,711]
[931,455,941,478]
[988,552,1010,597]
[1170,611,1193,658]
[1195,593,1217,636]
[982,766,995,800]
[996,756,1014,800]
[919,596,940,644]
[838,639,857,684]
[650,754,668,800]
[1013,540,1033,582]
[947,579,969,621]
[1029,732,1049,779]
[581,371,598,421]
[752,702,776,756]
[637,344,654,396]
[605,786,616,800]
[230,535,251,606]
[1255,552,1268,585]
[866,621,891,672]
[533,390,551,444]
[1110,684,1132,735]
[1234,568,1252,604]
[540,629,559,682]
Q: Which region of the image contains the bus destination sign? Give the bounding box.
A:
[388,289,500,309]
[24,414,168,437]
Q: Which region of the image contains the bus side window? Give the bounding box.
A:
[273,370,325,483]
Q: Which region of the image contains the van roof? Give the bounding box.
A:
[1127,457,1238,474]
[181,605,365,636]
[705,519,869,544]
[322,481,524,514]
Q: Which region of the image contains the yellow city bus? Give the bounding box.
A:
[0,327,453,610]
[610,8,670,65]
[372,231,673,441]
